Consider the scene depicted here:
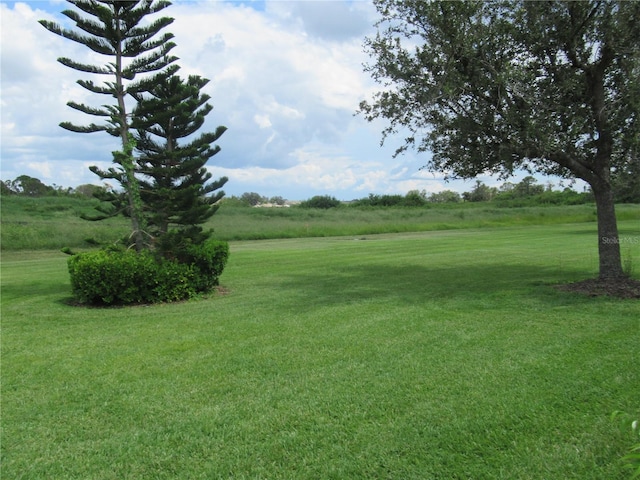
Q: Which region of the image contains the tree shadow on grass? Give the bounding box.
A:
[275,262,602,312]
[1,280,70,304]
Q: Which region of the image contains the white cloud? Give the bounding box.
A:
[159,0,379,177]
[266,0,375,42]
[25,161,52,179]
[1,0,426,198]
[253,114,272,129]
[0,1,572,201]
[1,1,121,186]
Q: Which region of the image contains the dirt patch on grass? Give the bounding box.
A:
[556,277,640,299]
[215,285,232,296]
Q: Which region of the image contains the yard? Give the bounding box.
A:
[2,221,639,478]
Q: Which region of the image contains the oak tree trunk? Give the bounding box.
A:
[592,184,624,280]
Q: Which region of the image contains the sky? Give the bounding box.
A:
[0,0,580,201]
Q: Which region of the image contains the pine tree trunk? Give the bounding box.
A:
[592,185,624,280]
[114,7,145,253]
[119,127,146,252]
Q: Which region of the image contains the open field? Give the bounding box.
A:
[1,196,129,251]
[2,194,639,249]
[2,220,639,479]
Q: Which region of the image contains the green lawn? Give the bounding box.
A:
[2,222,639,479]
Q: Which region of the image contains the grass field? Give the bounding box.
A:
[2,194,640,249]
[2,218,639,479]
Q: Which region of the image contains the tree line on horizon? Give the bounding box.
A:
[6,173,639,206]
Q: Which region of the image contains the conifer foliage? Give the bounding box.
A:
[41,1,230,304]
[132,74,228,255]
[40,0,179,251]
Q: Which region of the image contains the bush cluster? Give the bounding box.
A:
[68,239,229,306]
[494,188,593,206]
[350,192,430,207]
[298,195,341,209]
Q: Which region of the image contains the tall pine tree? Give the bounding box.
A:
[40,0,179,251]
[131,74,228,255]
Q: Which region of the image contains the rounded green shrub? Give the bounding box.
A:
[182,240,230,292]
[299,195,341,209]
[67,240,229,306]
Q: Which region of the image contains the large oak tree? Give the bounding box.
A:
[359,0,640,280]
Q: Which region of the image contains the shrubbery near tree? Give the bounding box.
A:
[462,181,498,203]
[1,175,58,197]
[239,192,268,206]
[73,184,108,199]
[68,240,228,305]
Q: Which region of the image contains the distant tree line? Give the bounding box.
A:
[297,176,598,208]
[1,176,109,198]
[343,177,596,208]
[3,173,637,207]
[225,192,287,207]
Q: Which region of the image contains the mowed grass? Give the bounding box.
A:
[2,221,639,479]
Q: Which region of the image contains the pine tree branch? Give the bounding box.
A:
[76,79,113,95]
[127,65,180,94]
[67,101,110,117]
[60,121,107,133]
[39,19,113,55]
[58,57,112,75]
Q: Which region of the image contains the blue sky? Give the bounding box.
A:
[0,0,580,200]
